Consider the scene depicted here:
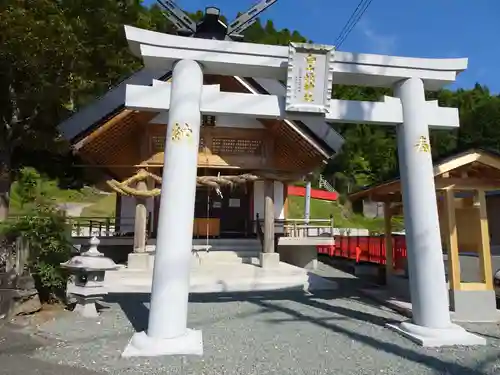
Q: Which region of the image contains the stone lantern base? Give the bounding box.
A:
[68,284,107,318]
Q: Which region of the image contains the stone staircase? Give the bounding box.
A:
[318,174,337,193]
[128,238,262,270]
[192,238,261,264]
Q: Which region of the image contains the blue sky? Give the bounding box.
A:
[144,0,499,93]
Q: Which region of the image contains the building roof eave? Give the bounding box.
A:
[57,69,343,158]
[59,68,172,143]
[348,148,500,202]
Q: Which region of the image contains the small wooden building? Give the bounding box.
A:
[59,70,342,249]
[349,148,500,296]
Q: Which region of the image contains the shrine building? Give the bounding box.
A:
[59,70,343,251]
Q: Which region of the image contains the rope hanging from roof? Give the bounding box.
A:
[106,169,300,197]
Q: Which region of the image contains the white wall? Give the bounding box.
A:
[253,180,285,225]
[253,180,265,220]
[274,181,285,219]
[215,115,264,129]
[119,196,155,233]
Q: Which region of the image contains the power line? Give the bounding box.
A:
[334,0,367,45]
[334,0,374,49]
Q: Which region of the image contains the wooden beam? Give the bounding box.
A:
[475,189,494,290]
[459,282,488,291]
[443,189,461,291]
[390,205,403,216]
[383,201,393,282]
[370,193,402,202]
[435,177,500,190]
[477,153,500,171]
[434,152,480,177]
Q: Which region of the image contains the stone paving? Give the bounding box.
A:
[5,262,500,374]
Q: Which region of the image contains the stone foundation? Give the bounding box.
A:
[260,252,280,269]
[449,289,500,322]
[128,252,155,270]
[278,245,318,270]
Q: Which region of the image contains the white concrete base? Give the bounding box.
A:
[104,261,337,294]
[260,252,280,269]
[122,329,203,357]
[127,252,155,270]
[450,289,500,323]
[386,321,486,347]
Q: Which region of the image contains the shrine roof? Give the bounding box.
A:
[348,149,500,202]
[58,69,342,159]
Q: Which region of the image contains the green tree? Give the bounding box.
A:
[0,0,158,220]
[3,0,500,212]
[0,0,84,220]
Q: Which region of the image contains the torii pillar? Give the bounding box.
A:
[386,77,485,346]
[123,59,204,357]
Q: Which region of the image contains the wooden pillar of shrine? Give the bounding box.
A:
[383,201,393,284]
[445,188,497,321]
[443,189,461,291]
[474,189,493,290]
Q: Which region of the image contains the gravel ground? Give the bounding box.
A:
[18,263,500,375]
[0,322,105,375]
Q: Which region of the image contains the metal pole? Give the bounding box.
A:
[304,179,311,224]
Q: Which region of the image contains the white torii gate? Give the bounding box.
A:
[121,18,486,357]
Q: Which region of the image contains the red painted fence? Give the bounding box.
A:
[317,235,408,270]
[287,185,338,201]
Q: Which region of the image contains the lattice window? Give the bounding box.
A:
[212,138,263,155]
[151,136,204,152]
[202,115,216,127]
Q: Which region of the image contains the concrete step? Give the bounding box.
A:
[193,252,259,264]
[146,239,262,253]
[192,238,261,252]
[129,239,263,270]
[128,250,262,270]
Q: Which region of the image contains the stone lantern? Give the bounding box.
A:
[61,236,118,318]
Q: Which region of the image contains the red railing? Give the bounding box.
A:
[317,235,408,270]
[287,185,338,201]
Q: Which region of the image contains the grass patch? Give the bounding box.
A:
[8,173,105,216]
[80,193,117,217]
[287,195,404,233]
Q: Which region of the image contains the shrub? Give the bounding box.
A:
[1,167,72,302]
[1,204,72,302]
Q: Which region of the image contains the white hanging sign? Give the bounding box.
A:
[285,42,335,114]
[229,198,240,208]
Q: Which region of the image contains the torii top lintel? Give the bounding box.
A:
[125,25,468,91]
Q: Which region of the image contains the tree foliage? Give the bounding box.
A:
[1,0,499,208]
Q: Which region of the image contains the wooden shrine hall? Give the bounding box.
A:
[349,148,500,321]
[58,70,343,255]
